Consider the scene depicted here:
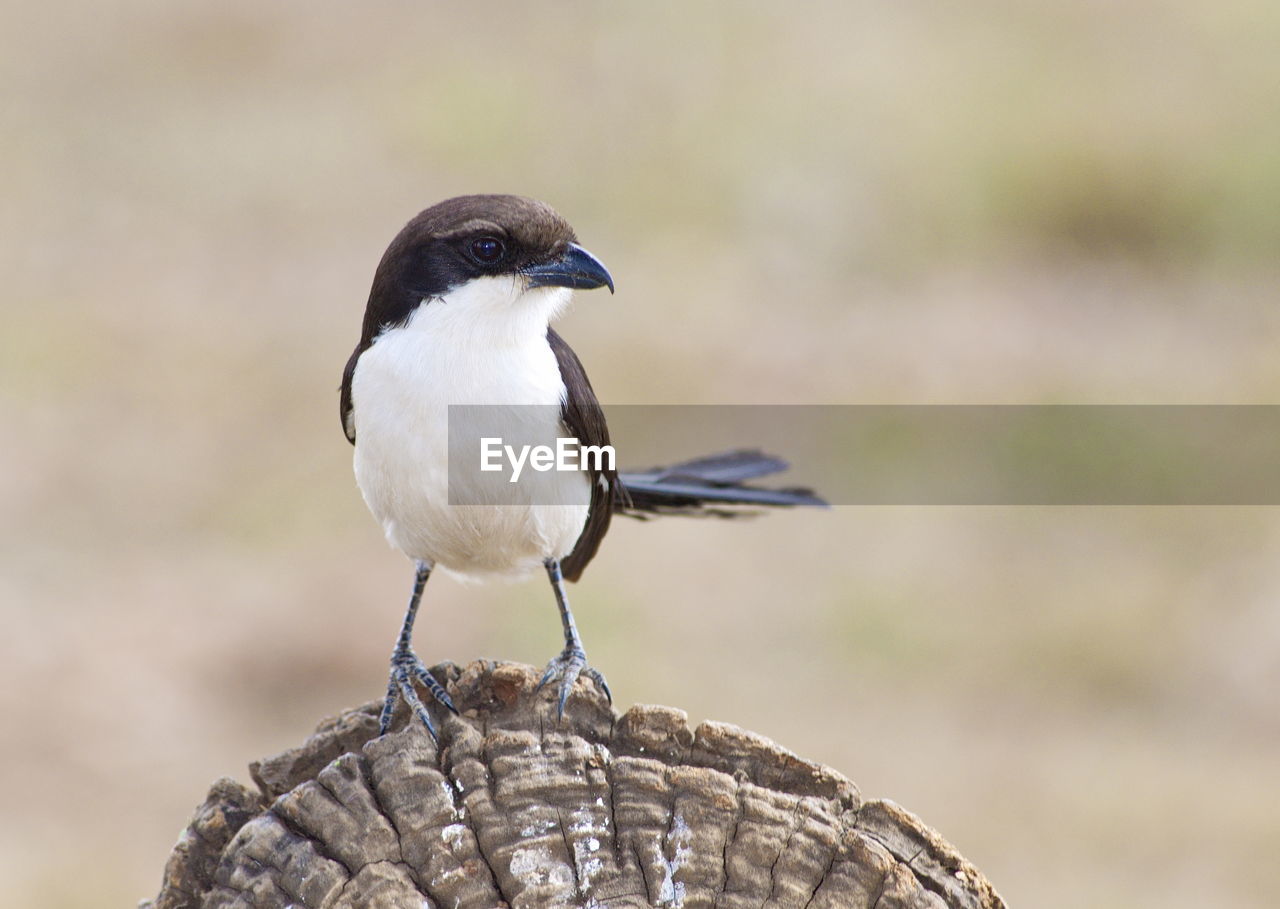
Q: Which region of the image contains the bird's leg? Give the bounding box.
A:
[380,560,457,737]
[538,559,612,718]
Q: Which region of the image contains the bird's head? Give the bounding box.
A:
[361,194,613,343]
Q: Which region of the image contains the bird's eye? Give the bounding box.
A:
[469,236,505,264]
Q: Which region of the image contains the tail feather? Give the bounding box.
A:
[622,448,792,485]
[617,449,827,517]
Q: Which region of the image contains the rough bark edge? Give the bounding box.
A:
[142,660,1005,909]
[144,778,265,909]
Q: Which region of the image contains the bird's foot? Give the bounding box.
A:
[538,647,612,719]
[379,648,458,737]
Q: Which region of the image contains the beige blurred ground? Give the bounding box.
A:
[3,1,1279,907]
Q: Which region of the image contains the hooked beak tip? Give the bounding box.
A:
[523,243,614,295]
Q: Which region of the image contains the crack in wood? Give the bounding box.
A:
[143,661,1003,909]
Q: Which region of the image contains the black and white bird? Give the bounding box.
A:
[341,194,824,735]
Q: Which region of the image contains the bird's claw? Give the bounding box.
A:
[379,648,457,737]
[538,647,612,719]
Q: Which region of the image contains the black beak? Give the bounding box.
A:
[522,243,615,294]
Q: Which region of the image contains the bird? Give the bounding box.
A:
[341,194,825,736]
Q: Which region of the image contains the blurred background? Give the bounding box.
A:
[3,1,1279,906]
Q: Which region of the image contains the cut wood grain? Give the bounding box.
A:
[143,661,1004,909]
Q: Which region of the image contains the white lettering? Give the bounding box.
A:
[507,443,531,482]
[479,438,504,471]
[578,443,615,473]
[528,445,555,472]
[556,436,578,470]
[480,437,619,483]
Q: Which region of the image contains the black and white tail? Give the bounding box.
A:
[616,449,827,518]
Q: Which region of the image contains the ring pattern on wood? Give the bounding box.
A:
[144,661,1005,909]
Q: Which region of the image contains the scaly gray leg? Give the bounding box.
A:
[538,558,612,718]
[379,560,457,737]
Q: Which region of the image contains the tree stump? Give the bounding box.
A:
[143,661,1005,909]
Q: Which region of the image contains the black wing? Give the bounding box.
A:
[550,328,617,581]
[339,344,363,445]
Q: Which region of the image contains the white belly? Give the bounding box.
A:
[350,284,590,581]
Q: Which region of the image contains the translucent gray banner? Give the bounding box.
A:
[447,405,1280,505]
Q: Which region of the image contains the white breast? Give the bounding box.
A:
[350,278,590,581]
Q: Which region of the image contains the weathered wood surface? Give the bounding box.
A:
[143,661,1005,909]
